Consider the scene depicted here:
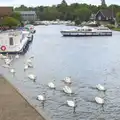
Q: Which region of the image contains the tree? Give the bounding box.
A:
[2,17,20,27]
[74,7,92,22]
[116,12,120,23]
[11,12,22,22]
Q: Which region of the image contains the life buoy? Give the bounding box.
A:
[1,46,6,51]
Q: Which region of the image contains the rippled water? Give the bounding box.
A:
[1,25,120,120]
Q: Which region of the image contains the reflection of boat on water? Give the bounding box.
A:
[0,30,33,54]
[61,25,112,37]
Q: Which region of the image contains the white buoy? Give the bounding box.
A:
[48,81,56,89]
[63,77,72,84]
[28,74,36,80]
[95,97,104,104]
[96,84,105,91]
[63,86,72,94]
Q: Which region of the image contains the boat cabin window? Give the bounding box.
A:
[82,29,92,31]
[9,37,14,45]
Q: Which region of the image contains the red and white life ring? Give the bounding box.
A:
[1,46,6,51]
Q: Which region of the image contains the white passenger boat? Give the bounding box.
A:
[61,26,112,36]
[0,30,31,53]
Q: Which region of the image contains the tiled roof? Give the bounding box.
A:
[99,9,115,18]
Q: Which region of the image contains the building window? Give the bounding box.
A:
[106,17,108,20]
[9,37,14,45]
[98,16,101,20]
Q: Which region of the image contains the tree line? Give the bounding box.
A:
[14,0,120,23]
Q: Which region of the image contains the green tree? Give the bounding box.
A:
[2,17,20,27]
[11,12,22,22]
[74,7,92,22]
[116,12,120,23]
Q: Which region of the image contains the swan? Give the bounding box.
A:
[2,64,10,68]
[27,62,33,68]
[28,74,36,80]
[48,80,56,89]
[10,69,15,74]
[37,95,45,101]
[67,100,75,107]
[95,97,104,104]
[96,84,105,91]
[15,54,19,59]
[26,59,32,64]
[63,86,72,94]
[4,58,12,65]
[63,77,72,84]
[24,64,28,71]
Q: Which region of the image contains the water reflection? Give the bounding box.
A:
[1,25,120,120]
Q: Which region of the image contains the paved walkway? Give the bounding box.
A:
[0,76,45,120]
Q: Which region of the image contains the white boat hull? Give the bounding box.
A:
[61,31,112,36]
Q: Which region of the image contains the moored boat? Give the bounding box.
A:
[61,26,112,37]
[0,30,32,53]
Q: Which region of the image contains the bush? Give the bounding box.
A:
[2,17,20,28]
[106,24,115,29]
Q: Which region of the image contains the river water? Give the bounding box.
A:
[1,25,120,120]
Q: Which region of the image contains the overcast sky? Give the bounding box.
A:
[0,0,120,7]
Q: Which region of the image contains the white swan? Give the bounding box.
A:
[37,95,45,101]
[63,86,72,94]
[67,100,75,107]
[96,84,105,91]
[4,58,12,65]
[27,62,33,68]
[2,64,10,68]
[63,77,72,84]
[26,59,32,64]
[95,97,104,104]
[10,69,15,74]
[28,74,36,80]
[48,80,56,89]
[24,64,28,70]
[15,54,20,59]
[37,92,46,101]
